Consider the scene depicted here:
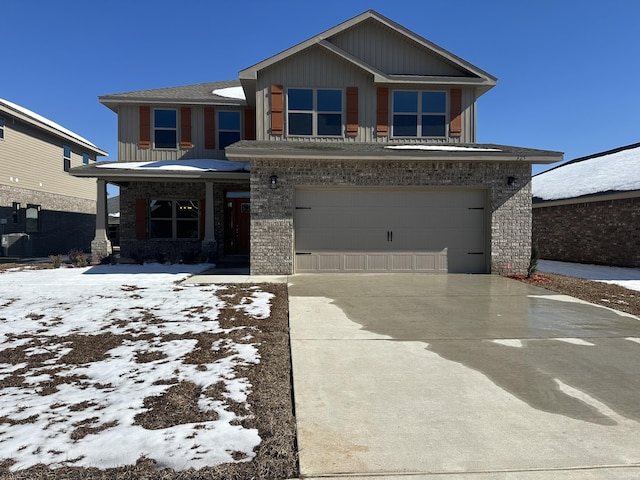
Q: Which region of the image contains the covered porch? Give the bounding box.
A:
[69,160,250,264]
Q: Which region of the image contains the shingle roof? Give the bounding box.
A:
[226,141,562,164]
[532,142,640,202]
[99,80,245,109]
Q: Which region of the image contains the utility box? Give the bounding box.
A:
[1,233,31,257]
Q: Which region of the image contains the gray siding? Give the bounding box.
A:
[330,18,467,77]
[116,104,245,162]
[254,45,477,143]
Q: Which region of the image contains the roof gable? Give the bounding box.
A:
[239,10,496,93]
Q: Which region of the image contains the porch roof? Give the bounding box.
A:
[226,141,563,164]
[69,159,250,184]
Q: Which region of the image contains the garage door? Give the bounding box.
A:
[294,188,487,273]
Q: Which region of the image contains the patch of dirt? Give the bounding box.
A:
[0,282,298,480]
[510,272,640,317]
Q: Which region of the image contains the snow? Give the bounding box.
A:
[212,86,246,100]
[385,145,502,152]
[0,98,98,149]
[538,260,640,292]
[96,159,250,172]
[0,264,275,471]
[532,145,640,201]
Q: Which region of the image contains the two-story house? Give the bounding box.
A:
[0,98,107,257]
[71,10,562,274]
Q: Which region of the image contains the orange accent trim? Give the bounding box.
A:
[271,85,284,135]
[346,87,359,137]
[180,107,192,148]
[139,106,151,149]
[450,89,462,137]
[376,88,389,137]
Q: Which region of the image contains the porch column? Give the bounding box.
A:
[201,181,217,262]
[90,179,113,264]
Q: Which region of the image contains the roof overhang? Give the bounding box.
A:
[69,161,250,186]
[226,141,563,164]
[533,190,640,208]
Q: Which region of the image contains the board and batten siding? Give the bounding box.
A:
[255,45,477,143]
[0,117,97,202]
[330,18,467,77]
[117,104,241,162]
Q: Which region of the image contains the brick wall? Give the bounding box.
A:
[0,184,95,257]
[533,196,640,268]
[250,158,532,275]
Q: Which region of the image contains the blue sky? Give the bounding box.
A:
[4,0,640,192]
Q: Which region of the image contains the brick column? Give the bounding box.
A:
[201,181,217,262]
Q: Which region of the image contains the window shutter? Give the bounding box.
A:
[376,87,389,137]
[346,87,359,137]
[450,89,462,137]
[244,108,256,140]
[204,107,215,149]
[271,84,284,135]
[139,106,151,149]
[135,199,147,240]
[180,107,192,149]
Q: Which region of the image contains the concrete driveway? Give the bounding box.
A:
[288,274,640,479]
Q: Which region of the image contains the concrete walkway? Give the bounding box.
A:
[288,273,640,479]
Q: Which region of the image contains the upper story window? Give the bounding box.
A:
[218,111,241,150]
[0,117,4,139]
[63,145,71,172]
[392,91,447,137]
[287,88,342,137]
[82,153,90,165]
[154,109,177,149]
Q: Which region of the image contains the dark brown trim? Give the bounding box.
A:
[450,89,462,137]
[139,106,151,149]
[271,84,284,135]
[376,87,389,137]
[244,108,256,140]
[346,87,358,137]
[204,107,215,149]
[180,107,192,149]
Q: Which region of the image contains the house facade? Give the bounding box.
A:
[0,99,107,257]
[532,143,640,268]
[72,10,562,274]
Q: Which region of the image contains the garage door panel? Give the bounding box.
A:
[294,188,487,273]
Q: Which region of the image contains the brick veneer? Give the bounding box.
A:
[533,196,640,268]
[250,158,532,275]
[0,184,95,257]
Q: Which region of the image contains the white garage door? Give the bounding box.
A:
[294,188,487,273]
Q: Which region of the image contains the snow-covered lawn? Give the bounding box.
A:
[0,264,276,472]
[538,260,640,292]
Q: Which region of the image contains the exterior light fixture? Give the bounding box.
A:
[507,176,516,186]
[270,174,278,189]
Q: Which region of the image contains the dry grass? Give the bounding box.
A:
[0,276,298,480]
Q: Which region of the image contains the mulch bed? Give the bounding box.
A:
[509,272,640,317]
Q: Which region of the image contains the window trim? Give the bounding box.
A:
[153,108,178,149]
[63,145,71,172]
[391,90,448,138]
[82,153,90,165]
[148,199,200,240]
[0,117,4,140]
[286,88,344,138]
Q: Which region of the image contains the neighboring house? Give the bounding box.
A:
[532,143,640,268]
[71,10,562,274]
[0,98,107,258]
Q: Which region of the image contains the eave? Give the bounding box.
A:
[226,141,563,164]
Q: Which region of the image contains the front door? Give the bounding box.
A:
[225,192,250,254]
